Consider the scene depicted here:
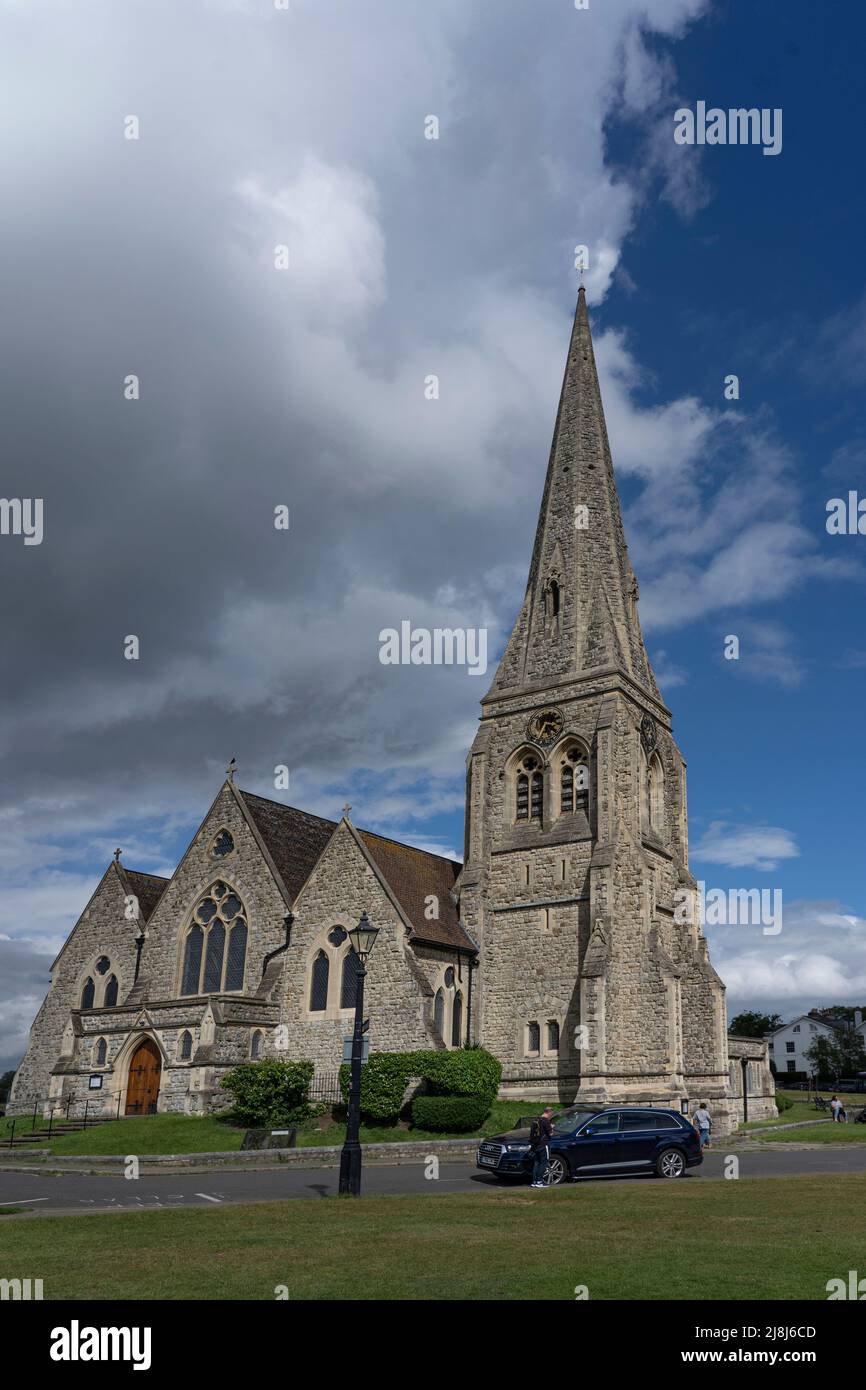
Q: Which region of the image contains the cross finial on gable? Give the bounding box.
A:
[226,757,237,783]
[342,803,352,820]
[114,848,122,863]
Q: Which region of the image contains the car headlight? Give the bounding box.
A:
[506,1143,531,1153]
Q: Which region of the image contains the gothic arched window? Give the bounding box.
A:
[434,988,445,1038]
[104,975,119,1008]
[310,951,329,1012]
[95,1037,107,1066]
[527,1021,540,1054]
[341,949,361,1009]
[452,992,463,1048]
[251,1029,263,1060]
[180,882,248,996]
[559,745,590,816]
[516,754,544,822]
[81,977,95,1009]
[179,1030,192,1061]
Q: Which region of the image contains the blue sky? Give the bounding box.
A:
[2,0,865,1068]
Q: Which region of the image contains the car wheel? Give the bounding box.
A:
[656,1147,686,1178]
[546,1154,571,1185]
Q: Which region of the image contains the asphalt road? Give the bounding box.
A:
[1,1146,865,1215]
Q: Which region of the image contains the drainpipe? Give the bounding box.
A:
[262,912,294,978]
[133,932,146,984]
[741,1056,749,1125]
[466,955,478,1046]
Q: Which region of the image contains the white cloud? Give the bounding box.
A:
[691,821,800,872]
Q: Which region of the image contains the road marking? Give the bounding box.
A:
[0,1197,49,1204]
[195,1192,222,1203]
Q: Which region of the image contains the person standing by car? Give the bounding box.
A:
[529,1107,554,1187]
[693,1101,712,1149]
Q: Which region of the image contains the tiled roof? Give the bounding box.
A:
[239,792,337,901]
[238,789,474,953]
[359,830,472,952]
[122,869,168,922]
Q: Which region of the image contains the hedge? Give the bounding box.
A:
[411,1093,492,1133]
[220,1060,316,1127]
[339,1047,502,1123]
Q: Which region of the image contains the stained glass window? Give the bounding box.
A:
[81,977,95,1009]
[310,951,329,1011]
[179,1030,192,1061]
[104,975,119,1007]
[452,992,463,1048]
[180,883,248,996]
[341,949,361,1009]
[95,1037,107,1066]
[212,830,235,858]
[224,920,247,991]
[95,956,110,976]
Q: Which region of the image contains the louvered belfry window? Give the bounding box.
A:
[180,882,248,996]
[560,747,589,816]
[516,755,543,821]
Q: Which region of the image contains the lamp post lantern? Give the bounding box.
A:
[339,911,379,1196]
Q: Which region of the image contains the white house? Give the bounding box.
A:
[765,1011,864,1076]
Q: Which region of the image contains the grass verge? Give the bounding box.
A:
[1,1174,864,1300]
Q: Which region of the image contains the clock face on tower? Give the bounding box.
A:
[528,708,564,746]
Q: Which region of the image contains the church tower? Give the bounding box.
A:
[459,287,733,1130]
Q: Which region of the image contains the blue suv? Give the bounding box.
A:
[476,1106,702,1184]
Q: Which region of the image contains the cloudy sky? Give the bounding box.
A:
[2,0,865,1071]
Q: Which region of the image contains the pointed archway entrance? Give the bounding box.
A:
[125,1037,162,1115]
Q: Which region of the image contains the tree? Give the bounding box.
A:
[729,1011,783,1038]
[0,1070,15,1105]
[804,1035,841,1082]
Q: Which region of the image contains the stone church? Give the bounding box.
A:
[9,289,774,1134]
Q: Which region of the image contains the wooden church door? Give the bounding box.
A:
[125,1038,162,1115]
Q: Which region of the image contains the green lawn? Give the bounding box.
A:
[756,1121,866,1144]
[2,1174,865,1300]
[0,1099,545,1156]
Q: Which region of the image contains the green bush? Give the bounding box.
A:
[220,1060,315,1127]
[338,1051,426,1122]
[339,1047,502,1124]
[411,1094,491,1132]
[775,1092,794,1112]
[423,1048,501,1103]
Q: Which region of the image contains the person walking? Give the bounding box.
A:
[529,1107,554,1188]
[693,1101,712,1149]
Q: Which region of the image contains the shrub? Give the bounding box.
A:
[220,1060,315,1127]
[775,1093,793,1112]
[423,1048,501,1103]
[339,1047,503,1123]
[339,1051,427,1122]
[411,1094,491,1132]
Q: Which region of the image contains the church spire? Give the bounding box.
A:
[487,287,661,704]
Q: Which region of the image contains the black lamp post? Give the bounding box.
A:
[338,911,379,1196]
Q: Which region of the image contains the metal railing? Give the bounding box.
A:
[5,1091,125,1148]
[308,1071,343,1105]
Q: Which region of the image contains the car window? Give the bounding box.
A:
[578,1110,620,1134]
[552,1109,597,1135]
[619,1110,657,1131]
[655,1114,682,1130]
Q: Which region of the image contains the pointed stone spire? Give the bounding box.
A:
[487,287,661,703]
